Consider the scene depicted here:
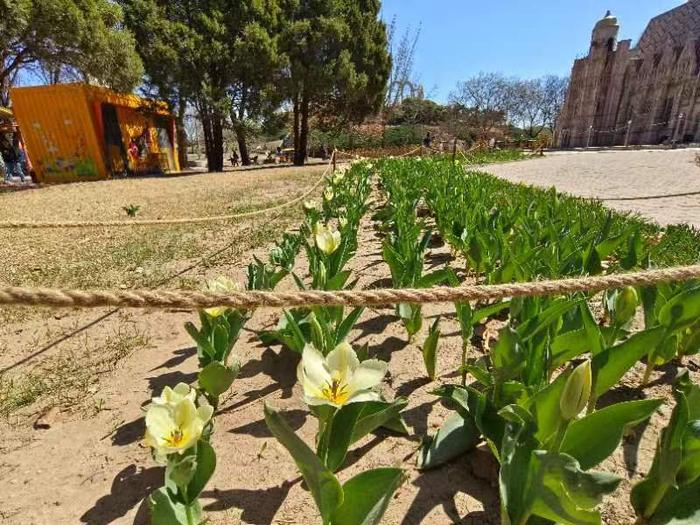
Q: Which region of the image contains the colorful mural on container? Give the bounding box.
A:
[9,83,180,183]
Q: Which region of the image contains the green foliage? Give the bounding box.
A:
[421,318,441,380]
[185,309,246,406]
[150,440,216,525]
[122,204,141,217]
[247,232,303,291]
[631,370,700,523]
[264,404,403,525]
[308,124,425,152]
[388,97,445,125]
[319,398,408,472]
[279,0,390,164]
[1,0,143,102]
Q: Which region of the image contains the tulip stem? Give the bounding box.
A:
[642,481,670,519]
[552,420,568,453]
[182,487,196,525]
[642,361,655,386]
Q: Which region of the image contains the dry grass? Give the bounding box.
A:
[0,317,150,419]
[0,166,321,319]
[0,165,324,418]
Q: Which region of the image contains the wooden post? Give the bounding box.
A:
[452,138,458,164]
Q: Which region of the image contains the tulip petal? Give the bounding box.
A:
[326,342,360,376]
[197,404,214,424]
[174,398,198,428]
[346,390,382,404]
[145,405,175,443]
[300,344,332,391]
[348,359,387,392]
[173,383,191,396]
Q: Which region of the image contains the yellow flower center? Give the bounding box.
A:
[321,377,350,405]
[164,428,185,447]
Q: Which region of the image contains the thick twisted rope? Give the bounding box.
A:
[2,265,699,310]
[0,156,334,229]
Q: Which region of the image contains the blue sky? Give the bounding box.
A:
[381,0,684,102]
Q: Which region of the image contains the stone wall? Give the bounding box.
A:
[556,2,700,148]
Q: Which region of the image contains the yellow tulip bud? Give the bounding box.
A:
[324,188,334,202]
[560,360,592,421]
[614,286,639,325]
[303,200,317,211]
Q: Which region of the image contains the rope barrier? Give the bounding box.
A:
[2,265,699,310]
[0,155,335,229]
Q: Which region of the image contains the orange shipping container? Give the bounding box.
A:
[9,83,180,183]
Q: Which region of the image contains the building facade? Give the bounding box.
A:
[556,2,700,148]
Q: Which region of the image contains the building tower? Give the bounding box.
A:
[590,11,620,54]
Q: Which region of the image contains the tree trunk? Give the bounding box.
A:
[201,112,214,169]
[294,94,309,166]
[293,93,301,163]
[176,98,188,170]
[200,114,223,173]
[235,125,250,166]
[210,117,224,172]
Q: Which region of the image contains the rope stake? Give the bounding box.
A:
[3,265,699,310]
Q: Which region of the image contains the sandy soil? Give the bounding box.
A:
[0,165,697,525]
[485,148,700,227]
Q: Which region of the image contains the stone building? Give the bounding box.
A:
[556,2,700,148]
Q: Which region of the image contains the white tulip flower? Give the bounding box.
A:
[315,225,342,255]
[144,386,214,461]
[204,275,240,317]
[297,343,387,408]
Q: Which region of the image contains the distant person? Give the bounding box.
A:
[230,151,239,167]
[423,131,433,148]
[1,139,25,183]
[128,138,139,163]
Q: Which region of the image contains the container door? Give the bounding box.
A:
[101,104,128,176]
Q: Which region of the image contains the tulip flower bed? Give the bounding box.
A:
[130,154,700,525]
[2,155,700,524]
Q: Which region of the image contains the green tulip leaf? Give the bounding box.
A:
[641,476,700,524]
[421,318,441,380]
[264,404,343,522]
[148,487,196,525]
[659,286,700,330]
[529,369,570,445]
[330,468,404,525]
[530,452,621,525]
[324,399,408,472]
[417,412,480,470]
[592,327,665,398]
[198,361,238,399]
[561,399,664,470]
[185,440,217,504]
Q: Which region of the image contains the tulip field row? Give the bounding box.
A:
[142,155,700,525]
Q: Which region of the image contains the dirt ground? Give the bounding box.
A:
[0,162,697,524]
[485,148,700,228]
